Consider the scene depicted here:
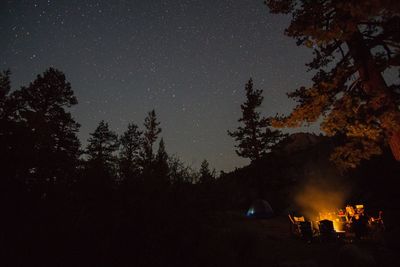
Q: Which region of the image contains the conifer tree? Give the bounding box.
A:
[143,109,161,166]
[0,70,11,114]
[86,120,119,171]
[228,78,285,161]
[119,123,143,179]
[10,68,81,189]
[0,70,15,181]
[154,138,170,184]
[0,70,11,138]
[199,159,215,184]
[265,0,400,169]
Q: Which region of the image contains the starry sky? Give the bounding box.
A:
[1,0,319,172]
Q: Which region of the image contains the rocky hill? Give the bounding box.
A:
[216,132,400,213]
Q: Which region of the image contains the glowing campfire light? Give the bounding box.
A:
[319,212,343,232]
[295,184,347,218]
[332,219,344,233]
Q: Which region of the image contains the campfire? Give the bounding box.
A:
[288,183,385,242]
[288,204,385,242]
[317,208,348,233]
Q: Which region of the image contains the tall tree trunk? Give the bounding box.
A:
[346,29,400,160]
[346,30,393,111]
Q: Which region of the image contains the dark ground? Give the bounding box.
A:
[212,212,400,267]
[2,134,400,266]
[2,189,400,267]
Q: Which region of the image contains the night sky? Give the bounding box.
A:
[1,0,318,172]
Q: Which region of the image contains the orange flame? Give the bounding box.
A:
[294,183,349,232]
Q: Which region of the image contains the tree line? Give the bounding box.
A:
[0,69,226,267]
[0,68,216,201]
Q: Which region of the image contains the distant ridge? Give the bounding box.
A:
[275,132,327,154]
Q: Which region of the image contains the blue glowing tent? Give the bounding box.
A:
[246,199,274,218]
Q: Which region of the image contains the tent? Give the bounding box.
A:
[246,199,274,218]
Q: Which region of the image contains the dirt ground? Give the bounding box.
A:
[204,213,400,267]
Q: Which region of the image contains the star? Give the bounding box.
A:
[1,0,314,172]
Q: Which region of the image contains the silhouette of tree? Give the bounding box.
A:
[199,159,215,184]
[9,68,81,194]
[0,70,16,183]
[142,109,161,167]
[153,138,170,185]
[87,120,119,165]
[119,123,143,180]
[265,0,400,169]
[168,155,197,184]
[0,69,11,112]
[0,70,12,146]
[86,120,119,178]
[228,78,285,161]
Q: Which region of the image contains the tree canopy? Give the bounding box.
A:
[119,123,143,180]
[265,0,400,169]
[86,120,119,170]
[3,68,81,191]
[153,138,170,185]
[143,109,162,166]
[228,78,286,161]
[199,159,215,184]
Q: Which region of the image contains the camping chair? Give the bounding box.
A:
[288,214,313,241]
[318,219,336,242]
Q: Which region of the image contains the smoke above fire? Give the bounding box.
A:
[294,181,350,219]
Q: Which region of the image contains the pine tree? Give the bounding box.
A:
[199,159,214,184]
[86,120,119,171]
[9,68,81,190]
[0,70,11,114]
[228,78,285,161]
[265,0,400,169]
[119,123,143,180]
[143,109,161,166]
[0,70,11,137]
[0,70,15,181]
[154,138,170,184]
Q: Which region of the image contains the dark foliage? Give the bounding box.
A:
[119,123,143,181]
[199,159,215,184]
[153,138,170,185]
[143,109,161,167]
[228,78,286,161]
[265,0,400,169]
[1,68,80,197]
